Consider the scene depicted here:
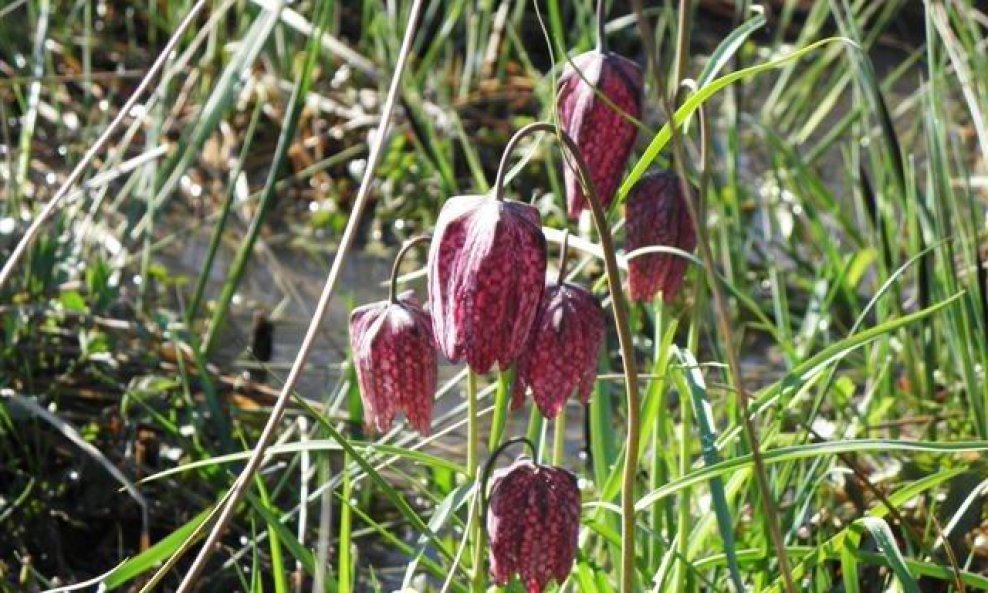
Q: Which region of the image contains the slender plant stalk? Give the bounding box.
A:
[552,230,571,467]
[650,0,797,588]
[171,1,427,590]
[0,0,209,292]
[14,0,50,210]
[186,97,265,324]
[673,360,692,592]
[494,122,641,592]
[202,1,312,354]
[338,452,353,593]
[691,99,746,593]
[552,406,567,466]
[648,298,665,570]
[466,370,485,592]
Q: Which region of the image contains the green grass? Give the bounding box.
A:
[1,0,987,592]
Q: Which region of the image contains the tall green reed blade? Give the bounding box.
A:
[695,10,766,89]
[717,291,967,448]
[201,0,329,354]
[636,438,988,513]
[186,97,265,324]
[99,508,214,590]
[171,0,428,588]
[924,3,988,438]
[846,518,922,593]
[707,468,968,590]
[401,483,472,590]
[616,37,852,207]
[140,3,284,228]
[672,347,744,591]
[245,492,335,592]
[338,452,353,593]
[254,476,289,593]
[14,0,49,210]
[291,396,460,565]
[696,546,988,590]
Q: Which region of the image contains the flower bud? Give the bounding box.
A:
[626,170,696,302]
[427,195,547,374]
[513,282,605,418]
[557,50,642,219]
[349,292,437,435]
[486,457,581,593]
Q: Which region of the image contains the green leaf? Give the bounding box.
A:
[58,290,87,313]
[617,37,853,205]
[101,509,212,589]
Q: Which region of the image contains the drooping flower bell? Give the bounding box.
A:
[349,238,438,435]
[557,49,642,219]
[513,279,605,418]
[427,195,547,374]
[486,456,581,593]
[625,170,697,303]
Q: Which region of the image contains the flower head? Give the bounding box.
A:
[626,170,697,302]
[486,457,581,593]
[427,195,547,374]
[349,292,437,435]
[513,282,605,418]
[557,50,642,219]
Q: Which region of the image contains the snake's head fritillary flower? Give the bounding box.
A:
[486,457,581,593]
[512,282,605,418]
[557,50,642,219]
[626,170,697,303]
[349,291,437,435]
[427,195,547,374]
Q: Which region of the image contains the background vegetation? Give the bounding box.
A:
[1,0,987,591]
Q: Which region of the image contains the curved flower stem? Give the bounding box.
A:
[479,436,538,519]
[596,0,607,53]
[556,228,571,285]
[388,235,432,304]
[497,121,641,592]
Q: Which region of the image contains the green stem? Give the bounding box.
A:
[495,122,641,592]
[467,370,484,592]
[467,370,480,480]
[649,298,665,570]
[552,405,567,466]
[673,371,692,591]
[652,0,796,586]
[186,98,264,325]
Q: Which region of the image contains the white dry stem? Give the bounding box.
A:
[171,1,427,590]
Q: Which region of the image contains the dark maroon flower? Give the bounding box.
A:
[626,170,697,303]
[512,282,605,418]
[557,50,642,219]
[486,457,581,593]
[349,291,437,435]
[427,195,547,374]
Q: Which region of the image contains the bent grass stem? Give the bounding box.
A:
[170,1,427,590]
